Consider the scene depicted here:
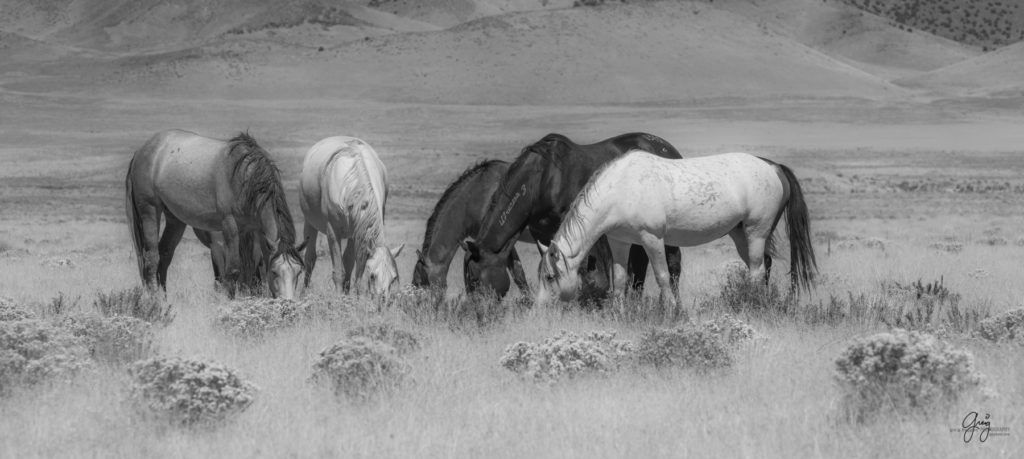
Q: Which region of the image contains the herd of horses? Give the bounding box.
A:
[124,129,817,309]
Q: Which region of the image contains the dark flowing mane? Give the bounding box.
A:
[422,159,504,253]
[227,132,298,251]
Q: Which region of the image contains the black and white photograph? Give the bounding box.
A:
[0,0,1021,457]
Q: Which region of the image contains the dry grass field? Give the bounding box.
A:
[2,1,1024,458]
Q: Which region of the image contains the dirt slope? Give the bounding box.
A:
[71,1,904,105]
[896,41,1024,96]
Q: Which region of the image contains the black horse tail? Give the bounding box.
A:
[124,157,146,282]
[777,163,817,293]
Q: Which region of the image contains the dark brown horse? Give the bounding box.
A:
[125,130,305,299]
[463,132,684,302]
[412,160,531,296]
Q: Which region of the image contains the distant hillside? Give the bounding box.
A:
[841,0,1024,49]
[898,40,1024,96]
[82,1,902,104]
[713,0,979,80]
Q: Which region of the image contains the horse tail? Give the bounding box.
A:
[776,163,817,293]
[124,157,146,282]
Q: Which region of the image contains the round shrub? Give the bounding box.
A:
[974,307,1024,345]
[636,327,733,370]
[215,298,310,338]
[834,329,983,421]
[311,337,410,401]
[0,297,35,322]
[346,322,421,355]
[127,357,257,426]
[0,319,92,394]
[60,313,155,364]
[500,330,634,383]
[699,314,761,346]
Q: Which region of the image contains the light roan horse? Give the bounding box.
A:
[125,130,306,299]
[299,136,403,295]
[536,152,817,310]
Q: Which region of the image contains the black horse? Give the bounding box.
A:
[463,132,684,301]
[412,160,531,296]
[413,159,607,298]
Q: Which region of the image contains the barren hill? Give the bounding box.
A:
[44,1,903,105]
[841,0,1024,49]
[714,0,980,80]
[897,40,1024,96]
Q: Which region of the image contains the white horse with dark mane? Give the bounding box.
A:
[299,136,403,295]
[536,151,817,309]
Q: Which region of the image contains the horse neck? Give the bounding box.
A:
[552,182,608,272]
[422,184,479,268]
[475,156,544,253]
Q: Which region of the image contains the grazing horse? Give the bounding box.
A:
[299,136,403,295]
[463,132,684,302]
[412,160,531,297]
[125,130,305,299]
[536,152,817,310]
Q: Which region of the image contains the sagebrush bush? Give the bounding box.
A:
[500,330,634,383]
[0,319,92,394]
[636,327,733,371]
[346,322,421,355]
[128,357,257,426]
[311,337,410,401]
[700,267,795,316]
[216,298,312,338]
[974,307,1024,345]
[699,314,762,346]
[0,297,35,322]
[94,287,173,325]
[60,313,154,364]
[834,329,984,422]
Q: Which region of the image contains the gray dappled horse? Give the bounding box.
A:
[125,130,305,299]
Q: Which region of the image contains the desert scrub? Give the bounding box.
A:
[500,330,634,383]
[346,322,421,355]
[60,313,155,364]
[0,319,92,394]
[127,357,257,426]
[834,329,984,422]
[636,326,733,371]
[0,297,35,322]
[700,267,795,315]
[699,314,762,346]
[215,298,311,339]
[310,337,411,401]
[94,286,173,325]
[974,307,1024,345]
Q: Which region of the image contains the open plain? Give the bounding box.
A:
[1,0,1023,457]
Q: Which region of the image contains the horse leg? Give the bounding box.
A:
[343,238,359,294]
[665,245,682,294]
[639,233,679,310]
[745,235,769,286]
[155,213,187,290]
[608,239,632,309]
[626,244,649,293]
[727,224,751,269]
[220,216,242,299]
[302,223,319,288]
[327,231,345,293]
[137,205,162,289]
[506,246,531,296]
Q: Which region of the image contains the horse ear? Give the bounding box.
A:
[461,239,480,258]
[391,244,404,258]
[295,238,309,253]
[536,240,549,254]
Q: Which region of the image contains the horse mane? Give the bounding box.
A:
[325,145,385,261]
[422,159,502,253]
[226,132,298,252]
[553,150,633,256]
